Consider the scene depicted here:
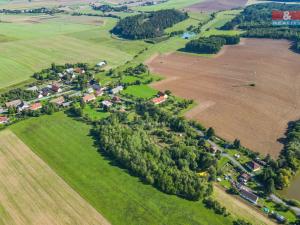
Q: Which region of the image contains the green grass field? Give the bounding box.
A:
[10,112,233,225]
[0,14,147,90]
[122,84,158,99]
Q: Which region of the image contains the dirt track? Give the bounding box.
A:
[186,0,247,12]
[148,38,300,157]
[0,130,111,225]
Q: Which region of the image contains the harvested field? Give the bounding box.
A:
[186,0,247,12]
[0,129,110,225]
[148,38,300,157]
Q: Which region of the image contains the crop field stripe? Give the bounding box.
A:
[0,130,110,225]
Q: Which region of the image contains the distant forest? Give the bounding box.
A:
[221,3,300,52]
[111,9,188,40]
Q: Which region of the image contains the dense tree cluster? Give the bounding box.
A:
[94,103,217,200]
[71,12,120,19]
[203,198,229,216]
[111,9,188,39]
[185,35,240,54]
[0,89,37,105]
[220,3,300,51]
[124,63,148,76]
[260,120,300,193]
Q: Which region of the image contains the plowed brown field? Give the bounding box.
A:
[186,0,247,12]
[148,38,300,157]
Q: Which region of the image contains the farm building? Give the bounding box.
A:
[239,189,259,204]
[96,61,107,67]
[151,95,168,105]
[0,116,9,124]
[50,96,65,106]
[110,86,123,95]
[29,102,42,111]
[5,99,22,108]
[82,94,96,103]
[246,161,261,172]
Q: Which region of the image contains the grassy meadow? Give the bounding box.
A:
[0,14,147,90]
[10,112,233,225]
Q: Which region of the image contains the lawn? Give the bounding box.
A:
[10,112,233,225]
[0,14,147,90]
[122,84,158,99]
[83,104,110,121]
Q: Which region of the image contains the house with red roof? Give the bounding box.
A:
[82,94,96,103]
[29,102,42,111]
[0,116,9,124]
[151,95,168,105]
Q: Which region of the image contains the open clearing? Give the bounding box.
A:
[148,38,300,157]
[11,112,233,225]
[0,129,110,225]
[186,0,247,12]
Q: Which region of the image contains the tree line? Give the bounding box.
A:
[260,120,300,194]
[220,3,300,52]
[111,9,188,40]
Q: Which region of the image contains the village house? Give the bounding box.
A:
[74,67,85,74]
[110,86,123,95]
[151,95,168,105]
[0,107,7,114]
[102,100,113,108]
[246,161,261,172]
[66,68,74,74]
[209,145,219,155]
[29,102,42,111]
[62,101,73,108]
[5,99,22,108]
[50,96,65,106]
[112,96,121,103]
[0,116,9,124]
[41,87,51,97]
[82,94,96,103]
[87,87,94,94]
[239,189,259,204]
[95,90,103,97]
[17,101,29,112]
[51,83,62,93]
[92,83,101,91]
[238,173,251,184]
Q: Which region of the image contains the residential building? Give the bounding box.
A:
[151,95,168,105]
[95,90,103,97]
[96,61,106,67]
[102,100,113,108]
[82,94,96,103]
[110,86,123,95]
[26,86,38,92]
[52,83,62,93]
[29,102,42,111]
[50,96,65,106]
[246,161,261,172]
[17,101,29,112]
[5,99,22,108]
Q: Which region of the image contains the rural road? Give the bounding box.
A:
[270,194,300,216]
